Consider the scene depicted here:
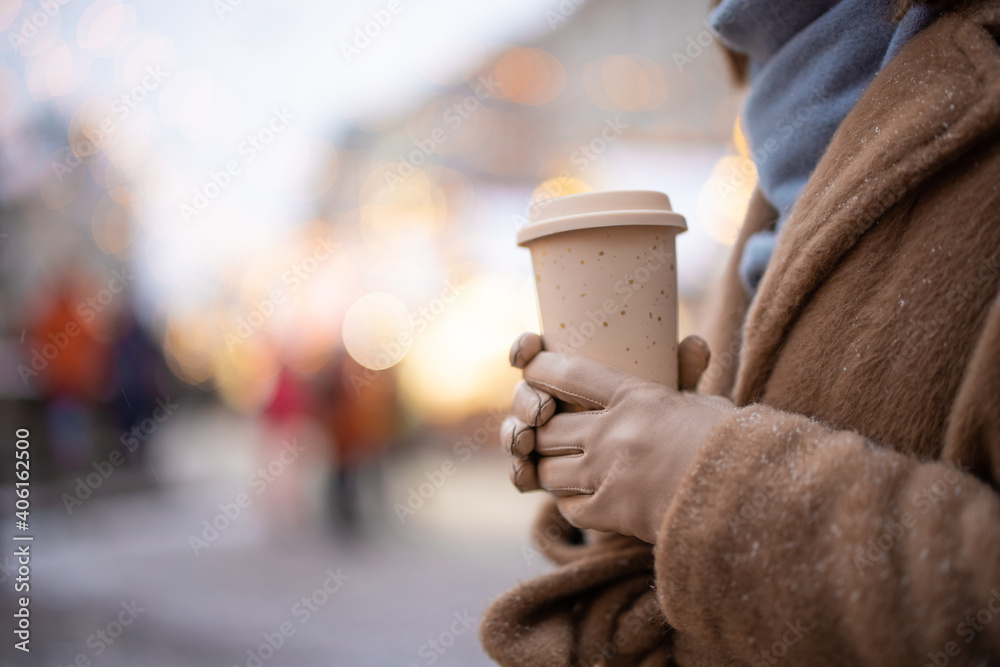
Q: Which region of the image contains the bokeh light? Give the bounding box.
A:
[531,174,592,204]
[359,163,449,236]
[342,291,414,371]
[697,155,756,246]
[398,275,537,420]
[77,0,137,56]
[493,47,566,106]
[24,40,91,99]
[733,116,750,159]
[584,53,668,112]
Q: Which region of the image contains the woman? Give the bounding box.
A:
[481,0,1000,664]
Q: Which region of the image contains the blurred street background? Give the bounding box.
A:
[0,0,754,664]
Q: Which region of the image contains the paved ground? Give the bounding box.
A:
[0,405,551,667]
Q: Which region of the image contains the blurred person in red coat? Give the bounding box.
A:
[22,275,111,470]
[317,346,405,533]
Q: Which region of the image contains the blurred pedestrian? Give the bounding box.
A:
[318,347,404,534]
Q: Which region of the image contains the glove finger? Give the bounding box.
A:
[678,334,711,391]
[537,453,595,497]
[500,416,536,457]
[523,351,637,410]
[534,411,596,456]
[512,381,556,427]
[509,457,541,492]
[509,332,543,369]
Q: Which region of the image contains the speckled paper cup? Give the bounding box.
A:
[517,190,687,387]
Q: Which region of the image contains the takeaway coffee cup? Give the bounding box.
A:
[517,190,687,387]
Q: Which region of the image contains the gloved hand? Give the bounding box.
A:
[501,332,734,544]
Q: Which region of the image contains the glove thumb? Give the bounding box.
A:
[678,335,711,391]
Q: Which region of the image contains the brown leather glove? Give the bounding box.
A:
[501,332,733,544]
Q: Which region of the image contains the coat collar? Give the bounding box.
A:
[732,3,1000,404]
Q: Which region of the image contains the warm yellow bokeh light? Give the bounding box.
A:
[697,155,757,246]
[397,276,539,421]
[733,117,750,160]
[164,309,220,385]
[494,47,565,106]
[342,292,413,371]
[213,360,279,415]
[530,175,592,205]
[359,164,449,236]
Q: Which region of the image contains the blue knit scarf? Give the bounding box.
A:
[709,0,938,293]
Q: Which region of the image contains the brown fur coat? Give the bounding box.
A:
[482,2,1000,665]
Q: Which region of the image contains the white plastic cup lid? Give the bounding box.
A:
[516,190,687,246]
